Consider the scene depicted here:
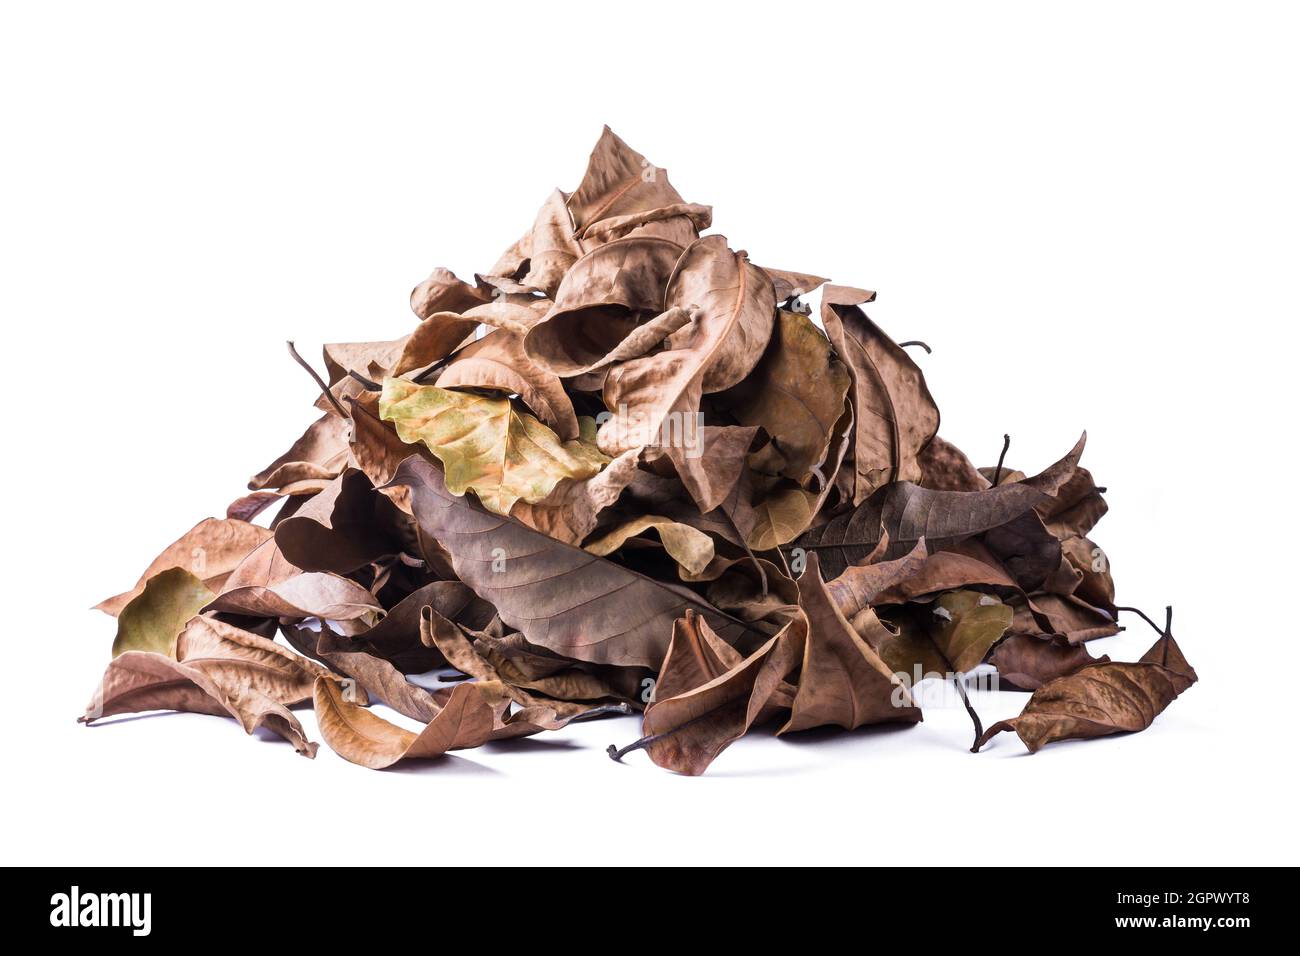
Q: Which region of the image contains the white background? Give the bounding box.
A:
[3,1,1296,866]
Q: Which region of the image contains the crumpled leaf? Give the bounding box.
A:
[409,266,491,321]
[584,514,717,576]
[869,589,1015,680]
[627,615,804,775]
[471,627,643,705]
[344,391,432,513]
[990,633,1108,691]
[732,401,853,551]
[873,549,1020,604]
[509,446,643,545]
[420,607,625,717]
[322,338,408,386]
[176,615,337,705]
[96,518,272,616]
[975,630,1196,753]
[781,553,921,733]
[380,377,608,514]
[820,285,939,503]
[662,424,757,514]
[274,469,405,574]
[284,622,445,723]
[824,536,931,625]
[566,125,685,238]
[534,305,693,380]
[797,433,1087,578]
[435,329,580,440]
[335,580,494,674]
[582,202,711,247]
[662,234,777,393]
[719,309,851,481]
[514,190,582,297]
[204,538,382,624]
[926,590,1014,674]
[392,309,482,377]
[81,651,317,757]
[392,455,771,668]
[248,412,351,493]
[759,266,828,303]
[312,675,495,769]
[596,236,776,456]
[111,568,214,658]
[1017,592,1120,645]
[650,609,745,702]
[524,236,687,376]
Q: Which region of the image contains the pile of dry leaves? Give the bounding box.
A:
[84,128,1195,774]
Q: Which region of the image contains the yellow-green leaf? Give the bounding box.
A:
[929,590,1014,674]
[873,591,1014,679]
[746,486,818,551]
[111,568,214,658]
[379,378,608,514]
[585,515,716,576]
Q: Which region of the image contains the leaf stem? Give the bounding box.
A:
[569,702,633,722]
[286,340,349,418]
[991,433,1011,487]
[954,672,985,753]
[606,710,716,762]
[1162,605,1172,666]
[920,625,984,752]
[1115,604,1170,638]
[898,340,932,354]
[412,343,471,384]
[1116,604,1175,665]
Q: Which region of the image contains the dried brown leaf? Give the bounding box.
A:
[392,455,772,668]
[96,518,272,616]
[524,235,686,376]
[975,631,1196,753]
[82,651,317,757]
[719,309,851,481]
[435,329,579,440]
[205,538,382,624]
[566,126,685,238]
[312,676,495,769]
[781,554,921,733]
[820,285,939,503]
[989,633,1108,691]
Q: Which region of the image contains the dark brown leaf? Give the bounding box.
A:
[781,553,921,733]
[820,285,939,504]
[274,469,405,575]
[797,433,1088,578]
[989,633,1108,691]
[975,631,1196,753]
[627,616,804,775]
[392,455,772,668]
